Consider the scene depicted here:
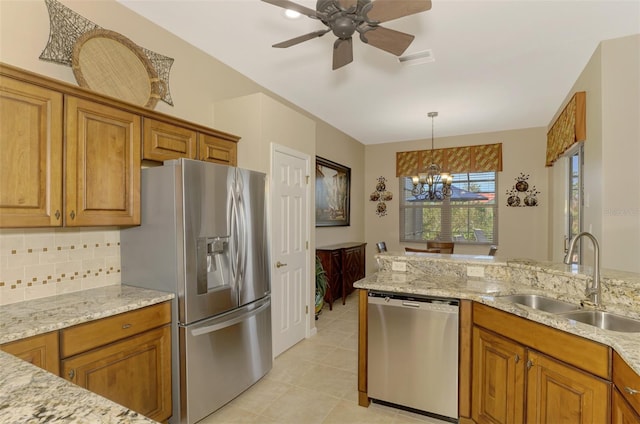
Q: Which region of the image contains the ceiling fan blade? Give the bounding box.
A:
[367,0,432,23]
[333,38,353,70]
[273,29,331,48]
[261,0,320,19]
[362,26,415,56]
[360,27,415,56]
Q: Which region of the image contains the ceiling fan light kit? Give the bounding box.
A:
[262,0,432,70]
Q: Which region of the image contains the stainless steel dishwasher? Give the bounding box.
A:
[368,291,459,422]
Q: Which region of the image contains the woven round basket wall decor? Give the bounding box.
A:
[72,29,163,108]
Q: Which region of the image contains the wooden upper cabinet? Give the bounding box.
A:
[142,117,197,161]
[0,76,63,227]
[198,133,237,166]
[65,96,141,226]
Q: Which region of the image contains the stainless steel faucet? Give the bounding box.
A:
[563,232,601,307]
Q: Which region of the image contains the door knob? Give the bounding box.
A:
[276,261,288,268]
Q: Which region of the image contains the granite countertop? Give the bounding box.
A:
[0,285,174,423]
[356,255,640,377]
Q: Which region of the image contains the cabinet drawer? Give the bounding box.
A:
[613,351,640,415]
[60,302,171,358]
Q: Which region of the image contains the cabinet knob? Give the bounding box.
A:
[122,323,132,329]
[625,386,639,395]
[515,354,520,363]
[55,210,61,220]
[68,369,75,379]
[526,360,533,370]
[70,210,76,220]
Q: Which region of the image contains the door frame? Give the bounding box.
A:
[269,143,314,344]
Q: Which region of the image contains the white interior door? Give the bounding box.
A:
[271,145,309,357]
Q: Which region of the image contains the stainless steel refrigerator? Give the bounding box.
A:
[121,159,272,424]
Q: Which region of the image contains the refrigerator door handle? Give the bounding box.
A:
[228,181,240,285]
[235,172,248,294]
[190,298,270,336]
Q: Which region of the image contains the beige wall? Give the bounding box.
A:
[548,34,640,273]
[315,121,366,248]
[364,127,549,274]
[0,0,364,307]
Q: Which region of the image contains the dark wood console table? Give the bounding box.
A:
[316,242,366,310]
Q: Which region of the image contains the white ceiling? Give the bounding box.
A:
[118,0,639,145]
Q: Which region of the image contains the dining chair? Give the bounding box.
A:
[427,241,454,254]
[376,241,387,253]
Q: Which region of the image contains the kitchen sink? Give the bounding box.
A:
[499,294,581,313]
[557,310,640,333]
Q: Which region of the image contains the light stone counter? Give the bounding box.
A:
[356,252,640,376]
[0,285,174,423]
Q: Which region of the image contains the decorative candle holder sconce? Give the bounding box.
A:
[370,176,393,217]
[506,173,540,207]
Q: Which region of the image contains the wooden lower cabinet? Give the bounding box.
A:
[62,324,171,422]
[316,242,366,309]
[0,331,60,375]
[472,327,526,424]
[60,301,172,422]
[612,388,640,424]
[526,350,610,423]
[471,303,612,424]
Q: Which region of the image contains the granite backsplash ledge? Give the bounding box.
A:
[374,252,640,315]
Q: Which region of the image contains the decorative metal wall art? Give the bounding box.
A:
[39,0,174,107]
[370,176,393,217]
[506,173,540,207]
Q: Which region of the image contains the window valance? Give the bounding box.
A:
[546,91,586,167]
[396,143,503,177]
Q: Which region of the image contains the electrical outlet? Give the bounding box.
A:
[467,266,485,278]
[392,261,407,272]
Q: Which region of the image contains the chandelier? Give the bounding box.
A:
[411,112,453,200]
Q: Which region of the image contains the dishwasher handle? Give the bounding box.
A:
[368,295,459,314]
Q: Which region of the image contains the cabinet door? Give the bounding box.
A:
[472,327,526,424]
[142,117,196,161]
[198,133,237,166]
[0,332,60,375]
[526,350,610,424]
[342,244,365,297]
[0,76,63,227]
[62,325,172,423]
[613,387,640,424]
[65,96,141,226]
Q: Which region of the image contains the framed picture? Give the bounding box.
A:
[315,156,351,227]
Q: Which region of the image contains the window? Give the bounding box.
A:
[400,172,497,243]
[566,143,583,262]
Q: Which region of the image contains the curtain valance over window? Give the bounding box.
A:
[396,143,503,177]
[546,91,586,167]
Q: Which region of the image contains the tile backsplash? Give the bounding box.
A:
[0,228,121,305]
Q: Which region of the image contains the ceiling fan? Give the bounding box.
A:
[262,0,432,70]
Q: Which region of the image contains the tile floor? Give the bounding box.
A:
[199,291,449,424]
